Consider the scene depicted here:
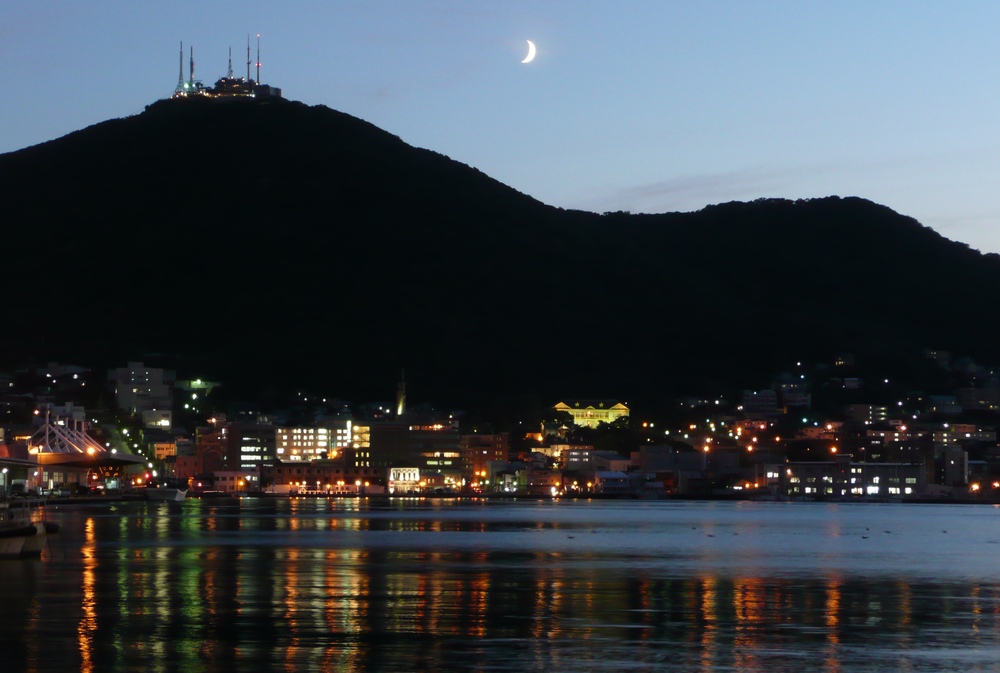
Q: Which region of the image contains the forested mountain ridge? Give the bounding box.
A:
[3,96,999,407]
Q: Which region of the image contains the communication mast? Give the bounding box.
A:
[170,36,281,99]
[174,42,185,93]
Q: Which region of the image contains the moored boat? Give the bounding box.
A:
[145,485,189,502]
[0,524,35,558]
[18,523,46,557]
[0,499,44,558]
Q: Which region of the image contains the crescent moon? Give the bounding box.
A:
[521,40,537,64]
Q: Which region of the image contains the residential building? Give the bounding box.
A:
[142,409,172,430]
[741,390,779,420]
[955,388,1000,412]
[940,447,969,487]
[459,432,508,488]
[108,362,174,415]
[845,404,887,425]
[931,426,997,447]
[926,395,961,415]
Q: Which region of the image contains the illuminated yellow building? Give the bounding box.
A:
[553,400,629,429]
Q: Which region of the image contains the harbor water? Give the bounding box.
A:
[3,498,1000,672]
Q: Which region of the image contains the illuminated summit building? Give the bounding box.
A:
[172,35,281,100]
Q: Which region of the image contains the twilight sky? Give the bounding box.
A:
[4,1,1000,253]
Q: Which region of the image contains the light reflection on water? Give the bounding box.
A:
[2,499,1000,672]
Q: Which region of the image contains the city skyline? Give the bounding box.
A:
[4,2,1000,254]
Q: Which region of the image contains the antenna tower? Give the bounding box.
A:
[256,34,261,82]
[227,47,233,78]
[175,41,185,93]
[189,46,195,89]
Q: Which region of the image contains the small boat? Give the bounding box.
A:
[0,524,36,558]
[0,499,47,558]
[145,485,189,502]
[19,523,47,557]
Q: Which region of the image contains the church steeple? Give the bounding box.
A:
[396,370,406,417]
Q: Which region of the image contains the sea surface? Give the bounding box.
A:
[2,498,1000,672]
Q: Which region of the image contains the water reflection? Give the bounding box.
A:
[3,500,1000,672]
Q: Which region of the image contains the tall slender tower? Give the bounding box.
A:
[246,35,251,81]
[189,46,195,89]
[256,34,261,83]
[227,47,233,78]
[174,42,185,93]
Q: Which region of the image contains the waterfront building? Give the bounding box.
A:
[411,424,462,486]
[388,465,421,494]
[261,459,382,495]
[495,463,528,493]
[593,450,631,472]
[459,432,508,489]
[784,455,926,498]
[220,419,276,488]
[233,425,274,473]
[631,446,717,495]
[276,426,336,462]
[527,467,563,496]
[188,425,227,479]
[213,470,254,493]
[362,422,461,487]
[593,471,630,495]
[25,414,144,493]
[940,447,969,487]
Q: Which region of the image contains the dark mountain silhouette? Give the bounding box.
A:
[4,96,1000,408]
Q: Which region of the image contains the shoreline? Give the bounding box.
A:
[29,492,999,507]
